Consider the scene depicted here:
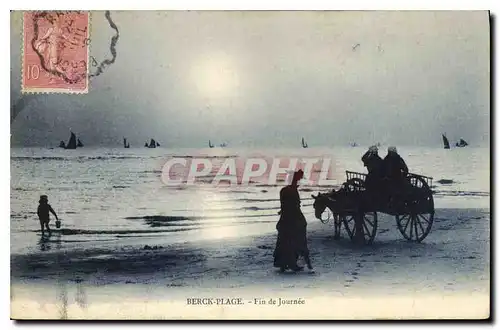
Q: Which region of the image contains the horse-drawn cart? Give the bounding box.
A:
[312,171,435,244]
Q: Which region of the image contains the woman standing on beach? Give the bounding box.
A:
[273,170,313,272]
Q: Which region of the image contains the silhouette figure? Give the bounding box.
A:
[273,170,313,272]
[361,145,384,191]
[37,195,59,236]
[382,146,409,204]
[382,146,408,183]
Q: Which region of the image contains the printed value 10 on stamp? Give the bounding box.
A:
[22,11,90,94]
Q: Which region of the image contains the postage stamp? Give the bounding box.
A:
[22,11,90,94]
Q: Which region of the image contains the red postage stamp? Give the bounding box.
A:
[22,11,89,93]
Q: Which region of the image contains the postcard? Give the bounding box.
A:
[10,10,490,320]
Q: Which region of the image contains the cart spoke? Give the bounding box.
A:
[417,214,430,225]
[403,215,411,234]
[363,221,370,233]
[399,214,409,225]
[414,215,419,239]
[416,216,426,235]
[409,216,414,239]
[343,217,354,238]
[352,224,358,238]
[403,217,411,231]
[364,216,374,227]
[362,221,371,237]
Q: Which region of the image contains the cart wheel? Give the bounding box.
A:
[395,177,435,242]
[341,211,378,244]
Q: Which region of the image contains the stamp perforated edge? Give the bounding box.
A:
[21,11,91,95]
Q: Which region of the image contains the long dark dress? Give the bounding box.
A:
[361,151,384,191]
[273,185,309,269]
[382,152,410,203]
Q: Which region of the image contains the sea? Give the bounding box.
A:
[10,146,490,256]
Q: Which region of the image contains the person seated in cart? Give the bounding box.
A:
[327,145,383,199]
[361,145,384,192]
[381,146,409,200]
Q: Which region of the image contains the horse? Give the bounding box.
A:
[312,188,372,244]
[312,192,343,240]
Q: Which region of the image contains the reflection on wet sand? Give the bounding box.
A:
[45,232,87,319]
[55,279,88,320]
[57,280,67,320]
[76,279,87,310]
[37,231,63,252]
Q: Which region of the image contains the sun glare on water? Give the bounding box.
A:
[191,188,253,241]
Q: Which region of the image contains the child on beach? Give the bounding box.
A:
[37,195,59,235]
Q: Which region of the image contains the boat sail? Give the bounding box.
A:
[209,140,214,148]
[442,134,450,149]
[301,137,308,148]
[455,138,468,147]
[123,138,130,148]
[58,141,66,148]
[77,138,84,147]
[146,138,158,148]
[65,132,77,149]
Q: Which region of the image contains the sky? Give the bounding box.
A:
[10,10,490,148]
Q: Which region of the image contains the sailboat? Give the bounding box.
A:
[350,142,358,147]
[209,140,214,148]
[442,134,450,149]
[77,138,84,147]
[58,141,66,148]
[65,132,77,149]
[219,142,227,148]
[301,137,308,148]
[123,138,130,148]
[145,138,158,148]
[455,138,468,148]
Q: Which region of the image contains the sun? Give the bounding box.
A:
[190,52,240,99]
